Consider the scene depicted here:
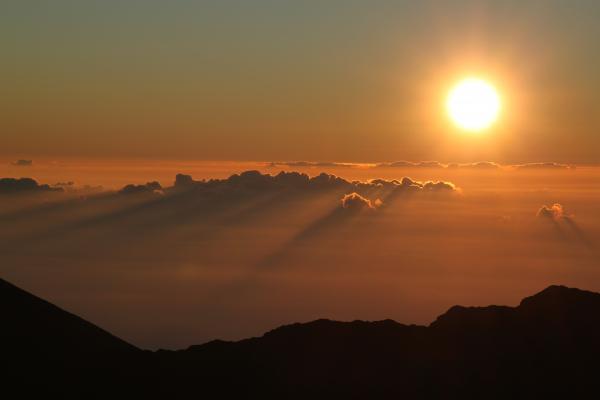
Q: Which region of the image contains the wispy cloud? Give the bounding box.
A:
[267,161,370,169]
[515,162,575,170]
[10,159,33,167]
[268,160,578,171]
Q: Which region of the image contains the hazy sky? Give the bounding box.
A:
[2,165,599,348]
[3,1,600,162]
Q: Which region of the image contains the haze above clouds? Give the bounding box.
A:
[1,162,598,349]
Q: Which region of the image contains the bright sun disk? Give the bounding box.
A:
[447,78,500,132]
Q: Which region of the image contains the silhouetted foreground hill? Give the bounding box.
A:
[0,279,145,398]
[3,279,600,399]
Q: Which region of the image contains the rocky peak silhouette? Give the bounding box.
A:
[3,278,600,399]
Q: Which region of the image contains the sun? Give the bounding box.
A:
[447,78,501,132]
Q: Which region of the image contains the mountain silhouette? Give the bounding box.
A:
[0,279,145,398]
[3,278,600,399]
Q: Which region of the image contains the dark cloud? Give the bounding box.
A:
[515,162,574,170]
[174,173,197,188]
[10,159,33,167]
[169,171,459,197]
[398,177,422,189]
[394,177,457,192]
[0,177,63,194]
[340,193,382,211]
[118,181,163,195]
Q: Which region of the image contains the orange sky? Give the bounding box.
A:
[2,1,600,163]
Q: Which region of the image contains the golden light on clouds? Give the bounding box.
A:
[447,78,501,132]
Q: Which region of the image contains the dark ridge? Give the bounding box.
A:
[518,284,599,307]
[429,304,514,332]
[1,278,145,398]
[3,278,600,399]
[0,278,137,354]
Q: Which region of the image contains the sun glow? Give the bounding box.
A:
[447,78,501,132]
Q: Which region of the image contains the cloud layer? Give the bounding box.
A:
[267,161,364,169]
[167,170,459,200]
[516,162,574,170]
[119,181,163,195]
[0,178,62,194]
[269,160,577,170]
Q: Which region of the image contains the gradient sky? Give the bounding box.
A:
[3,1,600,162]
